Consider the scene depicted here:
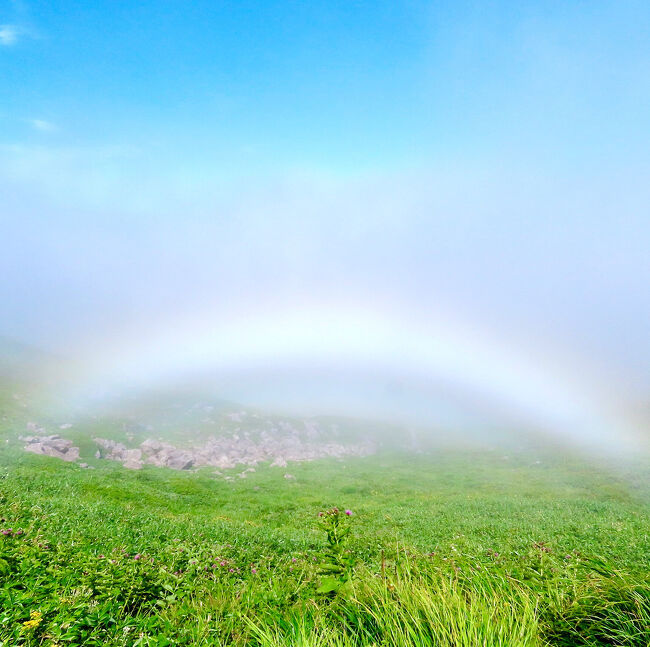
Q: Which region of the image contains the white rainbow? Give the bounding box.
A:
[59,303,646,456]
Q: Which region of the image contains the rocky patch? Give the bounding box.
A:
[18,417,377,472]
[92,429,376,471]
[22,434,80,462]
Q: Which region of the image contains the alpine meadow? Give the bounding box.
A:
[1,1,649,646]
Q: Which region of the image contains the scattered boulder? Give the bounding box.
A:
[94,438,144,469]
[123,448,143,470]
[166,452,194,470]
[90,420,376,473]
[22,435,80,463]
[141,438,163,453]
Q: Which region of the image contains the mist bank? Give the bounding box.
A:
[1,332,647,464]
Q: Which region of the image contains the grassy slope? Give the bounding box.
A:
[0,379,649,646]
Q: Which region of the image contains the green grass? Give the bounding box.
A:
[0,374,649,645]
[0,443,648,646]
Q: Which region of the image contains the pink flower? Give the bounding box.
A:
[134,554,141,560]
[345,510,352,516]
[251,567,257,574]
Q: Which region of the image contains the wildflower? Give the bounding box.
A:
[22,610,43,631]
[133,554,141,560]
[251,567,257,574]
[291,557,297,563]
[220,561,226,566]
[345,509,352,516]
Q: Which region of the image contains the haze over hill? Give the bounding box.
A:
[1,5,650,644]
[2,1,649,460]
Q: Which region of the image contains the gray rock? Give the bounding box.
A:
[124,448,142,462]
[166,452,194,470]
[141,438,163,453]
[23,434,80,463]
[89,424,376,473]
[24,442,45,455]
[65,447,80,462]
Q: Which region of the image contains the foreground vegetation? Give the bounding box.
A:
[0,440,648,646]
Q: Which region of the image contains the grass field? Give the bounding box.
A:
[0,374,649,646]
[1,441,649,645]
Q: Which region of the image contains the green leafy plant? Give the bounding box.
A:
[316,507,355,596]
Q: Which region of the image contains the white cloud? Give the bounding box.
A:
[29,118,57,132]
[0,24,19,46]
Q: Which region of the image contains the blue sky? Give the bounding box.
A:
[3,1,649,170]
[1,1,649,438]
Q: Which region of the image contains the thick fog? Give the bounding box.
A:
[1,1,648,454]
